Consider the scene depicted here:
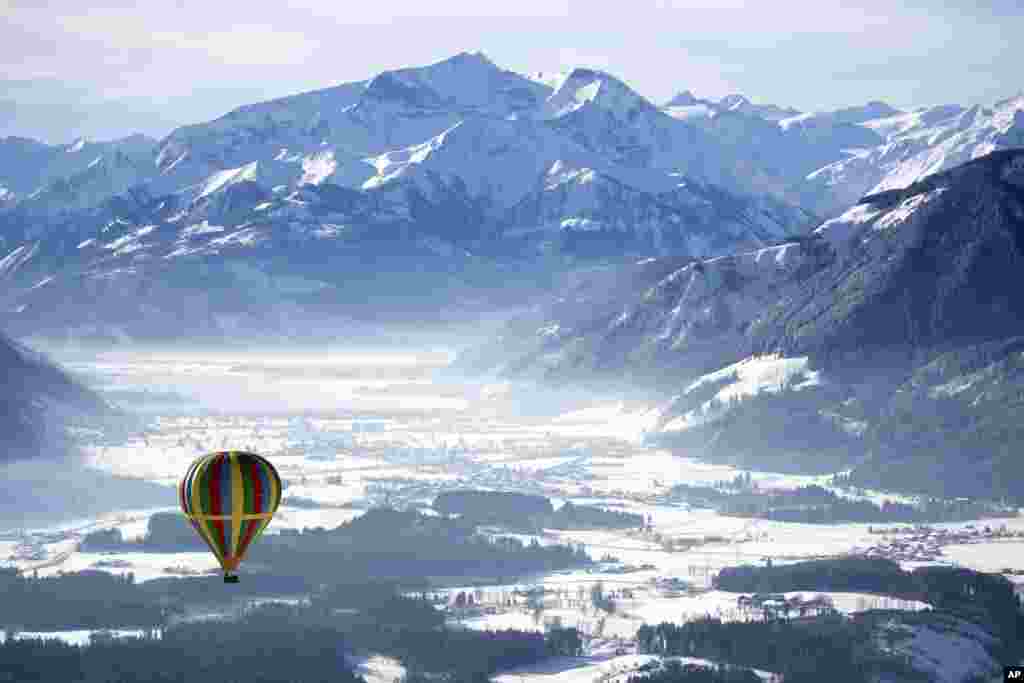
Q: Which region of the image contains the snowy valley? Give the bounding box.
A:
[0,43,1023,683]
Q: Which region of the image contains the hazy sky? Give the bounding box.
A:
[1,0,1020,143]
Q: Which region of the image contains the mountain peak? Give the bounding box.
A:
[360,51,544,114]
[547,68,654,120]
[994,92,1024,110]
[712,94,801,122]
[666,90,699,107]
[829,100,903,124]
[363,71,442,107]
[444,50,494,66]
[417,50,501,77]
[566,67,605,81]
[719,94,750,108]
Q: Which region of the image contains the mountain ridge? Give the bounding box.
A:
[0,54,822,341]
[459,149,1024,501]
[0,52,1020,343]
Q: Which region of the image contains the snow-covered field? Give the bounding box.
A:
[0,629,150,647]
[493,651,780,683]
[345,655,407,683]
[456,587,929,640]
[39,551,221,582]
[940,541,1024,574]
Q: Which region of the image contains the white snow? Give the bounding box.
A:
[300,151,337,186]
[814,203,885,250]
[494,653,777,683]
[549,403,661,443]
[361,117,571,208]
[545,70,648,122]
[495,654,656,683]
[781,591,929,614]
[4,629,149,647]
[208,227,265,247]
[546,161,597,189]
[180,220,226,238]
[560,218,602,232]
[872,188,945,231]
[103,234,137,251]
[664,355,820,431]
[806,95,1024,212]
[197,161,259,199]
[346,655,406,683]
[37,551,220,582]
[941,541,1024,573]
[100,224,159,253]
[663,104,715,121]
[0,243,39,278]
[685,355,819,396]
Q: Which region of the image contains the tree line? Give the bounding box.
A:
[636,615,928,683]
[668,482,1016,524]
[433,490,644,531]
[1,582,583,683]
[0,617,365,683]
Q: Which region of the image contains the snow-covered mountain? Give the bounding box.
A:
[3,54,1020,224]
[0,134,156,210]
[151,52,552,199]
[462,150,1024,501]
[535,69,796,199]
[0,53,820,340]
[476,148,1024,379]
[658,87,1024,216]
[663,91,800,122]
[0,52,1020,341]
[802,94,1024,213]
[716,94,801,121]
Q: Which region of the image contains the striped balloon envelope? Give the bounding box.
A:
[179,451,282,583]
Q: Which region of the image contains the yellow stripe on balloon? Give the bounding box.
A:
[185,512,274,521]
[230,452,245,560]
[191,455,227,569]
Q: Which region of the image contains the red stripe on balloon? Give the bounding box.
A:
[209,455,227,554]
[253,460,264,512]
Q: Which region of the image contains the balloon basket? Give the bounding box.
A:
[224,574,240,584]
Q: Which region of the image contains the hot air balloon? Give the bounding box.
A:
[179,451,282,583]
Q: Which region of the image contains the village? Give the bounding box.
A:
[861,522,1024,565]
